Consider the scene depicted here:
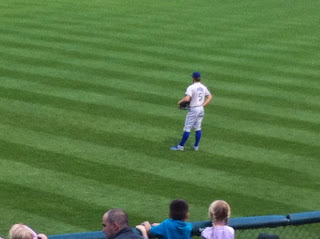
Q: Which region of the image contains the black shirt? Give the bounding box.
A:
[110,227,144,239]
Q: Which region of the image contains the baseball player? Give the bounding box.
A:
[171,72,213,151]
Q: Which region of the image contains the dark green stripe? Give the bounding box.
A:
[0,105,319,192]
[0,140,308,215]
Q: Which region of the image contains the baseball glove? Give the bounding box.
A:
[179,101,190,110]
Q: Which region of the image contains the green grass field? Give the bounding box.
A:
[0,0,319,237]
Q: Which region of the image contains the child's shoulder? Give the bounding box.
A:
[201,225,234,236]
[201,226,213,238]
[165,219,192,228]
[224,225,235,233]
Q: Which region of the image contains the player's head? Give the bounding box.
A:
[169,199,189,221]
[208,200,231,224]
[191,72,201,82]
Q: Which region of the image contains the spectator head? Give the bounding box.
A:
[169,199,189,221]
[9,224,48,239]
[208,200,231,224]
[102,209,129,238]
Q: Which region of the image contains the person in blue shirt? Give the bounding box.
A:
[138,199,192,239]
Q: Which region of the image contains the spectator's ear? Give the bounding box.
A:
[112,222,121,231]
[185,213,190,220]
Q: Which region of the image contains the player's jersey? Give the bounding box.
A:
[185,82,211,107]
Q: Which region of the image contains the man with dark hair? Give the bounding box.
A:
[102,209,144,239]
[138,199,192,239]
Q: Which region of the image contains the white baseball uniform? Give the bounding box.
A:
[183,82,211,132]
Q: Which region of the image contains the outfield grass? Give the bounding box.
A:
[0,0,319,237]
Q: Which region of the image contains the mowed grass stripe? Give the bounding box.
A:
[1,62,319,133]
[3,10,319,55]
[4,84,319,162]
[203,139,320,180]
[1,76,319,136]
[1,13,276,46]
[223,46,319,74]
[1,92,319,154]
[1,61,319,120]
[1,23,318,78]
[1,14,318,69]
[0,84,182,129]
[1,92,318,174]
[0,128,317,214]
[212,65,320,91]
[0,25,318,87]
[0,98,169,143]
[1,25,318,86]
[0,180,109,231]
[0,66,182,103]
[1,35,319,100]
[0,91,318,171]
[1,30,318,91]
[3,0,318,51]
[0,97,319,188]
[2,46,319,113]
[3,9,319,55]
[0,77,181,119]
[213,103,320,134]
[1,75,319,142]
[0,207,85,236]
[0,159,199,227]
[1,80,320,159]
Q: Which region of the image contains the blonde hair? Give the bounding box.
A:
[9,224,34,239]
[208,200,231,222]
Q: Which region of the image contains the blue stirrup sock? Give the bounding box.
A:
[179,131,190,146]
[194,130,202,147]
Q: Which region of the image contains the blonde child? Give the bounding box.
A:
[201,200,234,239]
[9,224,48,239]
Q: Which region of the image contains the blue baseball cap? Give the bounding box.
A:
[191,72,201,78]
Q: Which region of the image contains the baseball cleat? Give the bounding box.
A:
[193,146,199,151]
[171,145,184,151]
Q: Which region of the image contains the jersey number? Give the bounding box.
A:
[198,92,203,101]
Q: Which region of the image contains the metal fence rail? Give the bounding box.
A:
[49,211,320,239]
[235,223,320,239]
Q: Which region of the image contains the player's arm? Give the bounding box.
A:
[178,95,191,105]
[202,93,213,107]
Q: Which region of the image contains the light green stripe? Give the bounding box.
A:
[0,95,318,149]
[0,122,318,210]
[215,96,320,124]
[1,77,319,127]
[0,77,182,118]
[0,207,84,235]
[0,159,207,224]
[1,44,319,109]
